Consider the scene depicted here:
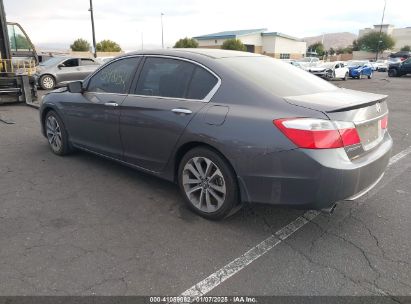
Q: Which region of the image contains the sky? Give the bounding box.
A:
[4,0,411,51]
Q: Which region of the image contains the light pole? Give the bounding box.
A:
[161,13,164,48]
[89,0,97,58]
[376,0,387,61]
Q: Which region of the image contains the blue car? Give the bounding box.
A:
[347,61,373,79]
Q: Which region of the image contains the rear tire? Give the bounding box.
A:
[343,72,348,81]
[178,147,240,220]
[44,111,72,156]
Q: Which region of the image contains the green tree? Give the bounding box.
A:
[307,42,325,57]
[352,39,360,51]
[96,40,122,52]
[221,39,247,51]
[356,32,395,53]
[70,38,91,51]
[174,37,198,48]
[328,47,336,56]
[400,45,411,52]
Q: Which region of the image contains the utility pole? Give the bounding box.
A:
[161,13,164,49]
[89,0,97,58]
[376,0,387,61]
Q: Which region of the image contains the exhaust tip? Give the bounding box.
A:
[321,204,337,215]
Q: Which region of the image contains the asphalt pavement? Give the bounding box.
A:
[0,72,410,298]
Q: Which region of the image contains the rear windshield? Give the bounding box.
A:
[219,56,336,97]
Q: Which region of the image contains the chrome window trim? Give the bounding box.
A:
[84,54,222,103]
[128,55,222,103]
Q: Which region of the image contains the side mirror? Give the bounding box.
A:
[67,81,84,93]
[57,64,65,69]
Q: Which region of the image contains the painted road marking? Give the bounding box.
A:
[181,146,411,299]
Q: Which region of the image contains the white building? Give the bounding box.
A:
[193,28,306,59]
[359,24,411,51]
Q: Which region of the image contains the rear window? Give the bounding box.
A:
[220,56,336,97]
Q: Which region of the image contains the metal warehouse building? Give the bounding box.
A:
[193,28,307,59]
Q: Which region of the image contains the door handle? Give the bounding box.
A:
[172,108,192,115]
[104,102,119,107]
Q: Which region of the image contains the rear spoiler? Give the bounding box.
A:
[327,96,387,113]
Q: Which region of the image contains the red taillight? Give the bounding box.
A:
[380,115,388,129]
[273,118,361,149]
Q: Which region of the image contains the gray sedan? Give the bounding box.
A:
[35,56,101,90]
[39,49,392,220]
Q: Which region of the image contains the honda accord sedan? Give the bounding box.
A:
[39,49,392,220]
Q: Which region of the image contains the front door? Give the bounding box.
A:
[120,56,220,172]
[64,56,141,159]
[57,58,82,83]
[403,58,411,73]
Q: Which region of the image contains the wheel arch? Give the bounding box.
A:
[173,141,247,203]
[39,74,57,88]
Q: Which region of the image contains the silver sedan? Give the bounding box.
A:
[35,56,101,90]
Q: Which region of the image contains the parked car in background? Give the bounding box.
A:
[388,57,411,77]
[97,56,115,64]
[35,57,101,90]
[296,57,320,70]
[374,60,388,72]
[347,60,373,79]
[308,61,349,80]
[389,51,411,61]
[39,49,392,220]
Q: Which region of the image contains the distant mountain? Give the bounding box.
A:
[303,32,357,50]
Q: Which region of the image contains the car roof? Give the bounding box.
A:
[123,48,262,59]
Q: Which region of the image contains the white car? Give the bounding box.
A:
[296,57,321,70]
[374,60,388,72]
[308,61,349,80]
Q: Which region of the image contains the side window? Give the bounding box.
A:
[62,59,79,67]
[187,67,218,100]
[80,58,97,66]
[87,57,140,94]
[135,57,195,98]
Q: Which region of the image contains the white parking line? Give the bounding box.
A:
[181,146,411,298]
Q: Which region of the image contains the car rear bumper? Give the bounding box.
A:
[238,132,392,209]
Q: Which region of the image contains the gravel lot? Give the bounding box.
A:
[1,72,410,298]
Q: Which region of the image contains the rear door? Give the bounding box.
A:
[120,56,220,172]
[78,58,100,80]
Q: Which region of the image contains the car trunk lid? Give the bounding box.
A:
[284,89,389,159]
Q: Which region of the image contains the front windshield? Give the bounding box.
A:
[40,57,64,67]
[220,56,336,97]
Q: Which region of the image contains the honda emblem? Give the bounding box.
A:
[376,103,381,113]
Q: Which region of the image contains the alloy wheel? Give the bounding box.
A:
[182,157,226,213]
[42,76,55,89]
[46,115,62,152]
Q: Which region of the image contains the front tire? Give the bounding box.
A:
[368,72,373,79]
[388,69,397,77]
[40,75,56,90]
[44,111,72,156]
[178,147,239,220]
